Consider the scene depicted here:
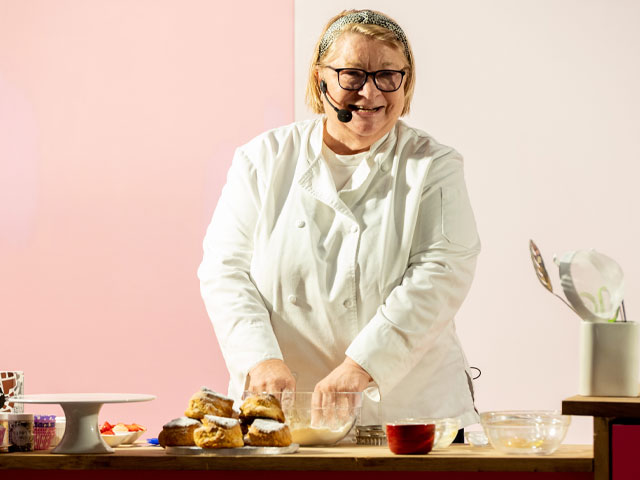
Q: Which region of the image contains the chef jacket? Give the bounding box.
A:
[198,117,481,426]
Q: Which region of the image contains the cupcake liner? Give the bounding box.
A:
[34,427,56,450]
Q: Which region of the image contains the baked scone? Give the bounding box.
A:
[158,417,200,447]
[239,393,285,423]
[185,387,234,420]
[239,417,250,435]
[194,415,244,449]
[247,418,292,447]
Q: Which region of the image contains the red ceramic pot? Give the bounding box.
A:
[386,422,436,455]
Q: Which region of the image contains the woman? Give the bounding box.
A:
[198,9,481,427]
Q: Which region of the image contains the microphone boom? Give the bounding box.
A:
[320,81,352,123]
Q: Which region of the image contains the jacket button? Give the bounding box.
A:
[288,295,297,305]
[343,298,354,309]
[380,162,390,173]
[296,220,305,228]
[350,225,359,233]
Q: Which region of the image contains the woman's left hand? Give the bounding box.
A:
[314,356,372,393]
[311,357,372,424]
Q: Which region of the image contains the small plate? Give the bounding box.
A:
[165,444,299,456]
[101,432,130,448]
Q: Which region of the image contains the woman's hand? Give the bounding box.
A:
[248,359,296,394]
[311,357,372,425]
[314,357,372,394]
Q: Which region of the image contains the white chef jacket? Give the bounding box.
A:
[198,117,481,426]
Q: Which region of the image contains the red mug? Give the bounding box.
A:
[386,422,436,455]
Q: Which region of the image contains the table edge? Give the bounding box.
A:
[0,445,594,472]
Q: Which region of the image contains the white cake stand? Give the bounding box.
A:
[10,393,155,454]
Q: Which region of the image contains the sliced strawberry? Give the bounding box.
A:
[100,421,114,434]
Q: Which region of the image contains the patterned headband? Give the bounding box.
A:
[318,10,411,62]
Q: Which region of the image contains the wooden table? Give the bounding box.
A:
[0,444,593,479]
[563,395,640,480]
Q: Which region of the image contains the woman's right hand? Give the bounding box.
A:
[247,359,296,394]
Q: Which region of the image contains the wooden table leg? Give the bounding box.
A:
[594,416,612,480]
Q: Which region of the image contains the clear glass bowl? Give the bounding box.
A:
[480,411,571,455]
[243,391,362,446]
[464,430,489,447]
[434,418,461,449]
[414,417,461,449]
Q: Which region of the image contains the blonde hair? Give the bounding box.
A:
[305,10,415,116]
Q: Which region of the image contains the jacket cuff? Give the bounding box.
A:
[219,321,283,392]
[345,313,413,399]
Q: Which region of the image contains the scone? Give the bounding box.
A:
[158,417,201,447]
[184,387,235,420]
[239,393,285,423]
[239,417,250,435]
[194,415,244,449]
[247,418,292,447]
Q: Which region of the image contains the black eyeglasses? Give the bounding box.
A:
[325,66,406,92]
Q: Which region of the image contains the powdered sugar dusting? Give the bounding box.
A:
[203,415,239,428]
[252,419,286,433]
[200,386,233,402]
[164,417,201,428]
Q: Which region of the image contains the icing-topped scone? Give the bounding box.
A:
[239,393,285,423]
[185,387,234,419]
[158,417,200,447]
[247,418,292,447]
[194,415,244,448]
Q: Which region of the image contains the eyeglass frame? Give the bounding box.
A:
[323,66,407,92]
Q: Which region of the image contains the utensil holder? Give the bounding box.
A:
[579,321,639,396]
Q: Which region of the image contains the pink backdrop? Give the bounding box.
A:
[0,0,293,437]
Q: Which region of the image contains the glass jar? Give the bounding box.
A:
[8,413,34,452]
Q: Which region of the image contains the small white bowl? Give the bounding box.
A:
[123,430,145,444]
[101,432,130,448]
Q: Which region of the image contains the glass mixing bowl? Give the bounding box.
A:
[414,417,461,449]
[480,411,571,455]
[243,391,362,446]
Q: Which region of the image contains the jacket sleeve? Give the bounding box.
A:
[198,147,282,390]
[345,149,481,398]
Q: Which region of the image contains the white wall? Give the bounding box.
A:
[295,0,640,444]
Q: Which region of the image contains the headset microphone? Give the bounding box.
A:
[320,80,352,123]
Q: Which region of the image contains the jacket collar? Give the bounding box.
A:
[298,117,399,217]
[306,116,398,165]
